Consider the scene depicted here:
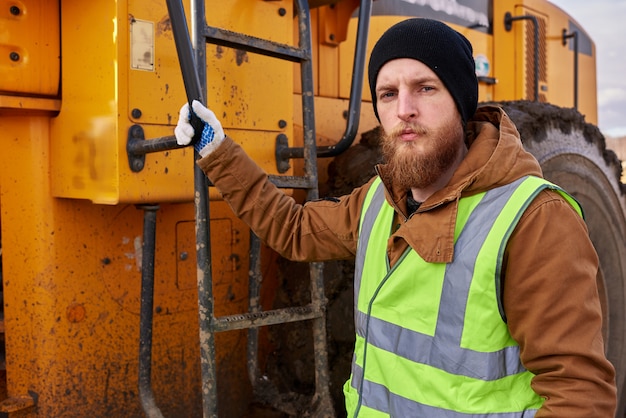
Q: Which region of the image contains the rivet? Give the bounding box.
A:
[9,52,19,62]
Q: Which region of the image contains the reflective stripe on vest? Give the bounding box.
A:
[345,175,582,417]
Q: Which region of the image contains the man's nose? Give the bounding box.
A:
[397,91,417,121]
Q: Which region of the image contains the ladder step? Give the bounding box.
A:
[204,26,309,63]
[210,304,323,332]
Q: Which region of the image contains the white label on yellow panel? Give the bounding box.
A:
[130,19,154,71]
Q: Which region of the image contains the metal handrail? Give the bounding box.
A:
[275,0,372,170]
[137,204,165,418]
[562,29,579,109]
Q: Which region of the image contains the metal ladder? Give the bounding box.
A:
[128,0,373,416]
[167,0,332,416]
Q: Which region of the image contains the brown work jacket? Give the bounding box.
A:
[198,105,617,416]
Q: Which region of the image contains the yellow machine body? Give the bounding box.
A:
[0,0,602,416]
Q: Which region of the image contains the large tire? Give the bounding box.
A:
[497,100,626,417]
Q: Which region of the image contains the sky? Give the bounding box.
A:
[548,0,626,138]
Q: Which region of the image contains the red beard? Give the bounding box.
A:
[381,121,464,191]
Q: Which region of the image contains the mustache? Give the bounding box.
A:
[384,122,429,140]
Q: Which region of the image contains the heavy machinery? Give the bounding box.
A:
[0,0,624,417]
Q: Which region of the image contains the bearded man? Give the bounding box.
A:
[175,18,616,417]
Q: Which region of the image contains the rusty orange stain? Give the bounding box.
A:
[156,15,172,38]
[66,303,86,323]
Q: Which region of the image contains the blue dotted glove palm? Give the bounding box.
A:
[175,100,225,156]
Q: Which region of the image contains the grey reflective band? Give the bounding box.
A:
[354,309,526,380]
[354,181,386,317]
[351,363,538,418]
[434,178,526,378]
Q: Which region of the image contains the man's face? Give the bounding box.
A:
[375,58,465,191]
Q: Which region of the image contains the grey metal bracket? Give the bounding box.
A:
[127,124,146,173]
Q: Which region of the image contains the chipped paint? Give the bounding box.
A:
[134,236,143,270]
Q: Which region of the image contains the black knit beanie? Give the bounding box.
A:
[368,18,478,124]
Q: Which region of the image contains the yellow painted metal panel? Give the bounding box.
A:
[0,116,52,413]
[0,0,60,97]
[0,1,290,414]
[0,96,60,114]
[126,0,188,127]
[49,1,121,203]
[126,0,296,132]
[0,112,254,414]
[493,0,598,124]
[537,0,598,123]
[49,0,294,204]
[0,2,607,417]
[314,1,361,99]
[317,42,339,99]
[492,0,519,102]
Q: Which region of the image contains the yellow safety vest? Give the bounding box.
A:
[344,175,582,417]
